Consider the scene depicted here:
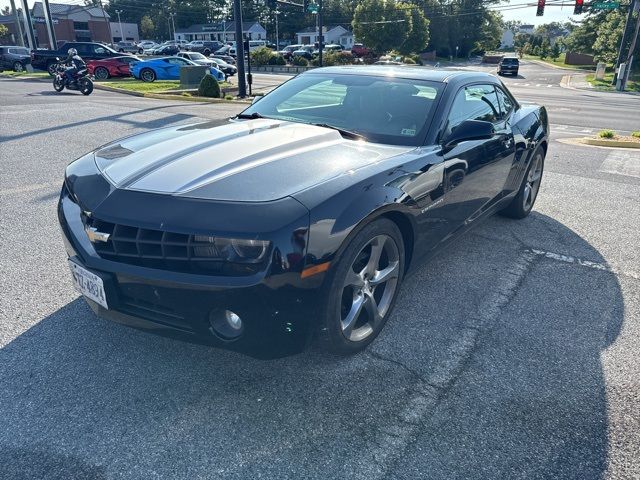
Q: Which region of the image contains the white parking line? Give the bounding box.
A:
[530,249,639,280]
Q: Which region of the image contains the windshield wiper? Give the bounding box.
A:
[310,123,365,141]
[235,112,265,119]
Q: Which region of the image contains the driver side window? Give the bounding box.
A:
[446,84,501,133]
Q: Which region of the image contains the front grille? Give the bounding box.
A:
[119,293,192,331]
[86,217,263,276]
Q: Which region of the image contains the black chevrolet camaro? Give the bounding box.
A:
[59,66,548,358]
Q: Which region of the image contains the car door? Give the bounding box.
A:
[438,83,515,229]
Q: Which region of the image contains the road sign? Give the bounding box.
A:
[591,1,619,9]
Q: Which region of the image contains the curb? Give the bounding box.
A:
[581,137,640,149]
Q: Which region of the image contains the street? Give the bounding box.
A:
[1,61,639,479]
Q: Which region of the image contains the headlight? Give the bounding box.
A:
[193,236,270,262]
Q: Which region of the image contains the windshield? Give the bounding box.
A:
[190,53,206,59]
[240,73,443,146]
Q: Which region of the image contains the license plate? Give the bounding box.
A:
[68,260,108,309]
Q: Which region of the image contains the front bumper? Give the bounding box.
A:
[58,186,319,359]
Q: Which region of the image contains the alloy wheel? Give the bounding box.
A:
[523,152,543,211]
[340,234,400,342]
[140,69,155,82]
[13,62,24,72]
[95,67,109,80]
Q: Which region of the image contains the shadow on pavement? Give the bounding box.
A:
[0,213,624,478]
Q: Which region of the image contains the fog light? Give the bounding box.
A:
[209,309,244,340]
[225,310,242,330]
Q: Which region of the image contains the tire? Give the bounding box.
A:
[118,48,125,53]
[53,76,64,92]
[79,78,94,95]
[203,49,211,56]
[138,48,143,54]
[500,146,545,219]
[317,218,405,355]
[140,68,156,82]
[47,61,58,76]
[13,61,24,72]
[94,66,109,80]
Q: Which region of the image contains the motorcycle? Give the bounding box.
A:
[53,60,94,96]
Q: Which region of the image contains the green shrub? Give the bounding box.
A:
[251,46,274,66]
[598,129,615,139]
[268,55,287,65]
[197,74,221,98]
[310,57,321,66]
[224,94,234,100]
[292,56,309,67]
[632,131,640,138]
[403,57,416,64]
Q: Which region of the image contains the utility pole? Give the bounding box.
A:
[9,0,24,47]
[97,0,113,44]
[233,0,247,97]
[41,0,57,49]
[317,0,323,66]
[622,1,640,90]
[116,10,123,42]
[275,10,279,50]
[169,13,176,40]
[613,0,637,85]
[19,0,36,50]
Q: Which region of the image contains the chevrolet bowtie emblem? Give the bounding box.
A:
[85,226,111,243]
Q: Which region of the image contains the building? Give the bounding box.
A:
[500,29,515,49]
[31,2,111,47]
[296,25,354,48]
[174,21,266,43]
[110,22,139,42]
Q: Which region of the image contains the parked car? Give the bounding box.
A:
[374,60,404,65]
[31,41,122,75]
[114,41,140,54]
[58,67,548,358]
[151,44,180,56]
[351,43,372,57]
[142,43,161,55]
[292,46,314,60]
[137,40,157,49]
[211,54,236,65]
[0,45,31,72]
[186,40,223,56]
[209,57,237,77]
[130,56,225,82]
[215,45,237,57]
[87,55,141,80]
[312,44,345,57]
[177,51,218,68]
[497,57,519,76]
[279,44,303,60]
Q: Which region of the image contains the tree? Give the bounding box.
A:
[534,22,567,41]
[352,0,410,55]
[539,39,550,59]
[0,24,8,40]
[398,5,430,55]
[503,20,522,35]
[1,6,11,15]
[140,15,155,39]
[592,10,626,63]
[550,42,561,61]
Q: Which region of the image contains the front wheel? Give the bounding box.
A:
[318,218,405,355]
[13,61,24,72]
[140,68,156,82]
[53,76,64,92]
[79,78,94,95]
[47,61,58,76]
[138,48,143,54]
[500,146,545,219]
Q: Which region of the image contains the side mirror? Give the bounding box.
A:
[444,120,495,148]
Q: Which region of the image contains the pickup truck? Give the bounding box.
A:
[31,42,123,75]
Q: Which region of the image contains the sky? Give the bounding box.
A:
[2,0,583,28]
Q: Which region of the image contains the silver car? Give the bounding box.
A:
[114,41,141,54]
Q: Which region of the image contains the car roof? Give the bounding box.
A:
[306,66,499,85]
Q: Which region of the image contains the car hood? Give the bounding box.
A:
[93,119,412,202]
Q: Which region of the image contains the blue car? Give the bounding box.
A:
[131,56,225,83]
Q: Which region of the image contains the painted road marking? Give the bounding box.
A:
[600,150,640,179]
[531,249,639,280]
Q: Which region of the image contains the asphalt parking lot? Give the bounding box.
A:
[1,70,639,479]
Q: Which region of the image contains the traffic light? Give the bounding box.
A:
[536,0,545,16]
[574,0,584,14]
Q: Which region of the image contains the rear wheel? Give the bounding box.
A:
[94,66,109,80]
[118,48,125,53]
[318,218,405,354]
[13,61,24,72]
[138,48,143,54]
[203,49,211,56]
[140,68,156,82]
[500,146,545,219]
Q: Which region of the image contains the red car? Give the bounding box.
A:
[87,55,141,80]
[351,44,372,58]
